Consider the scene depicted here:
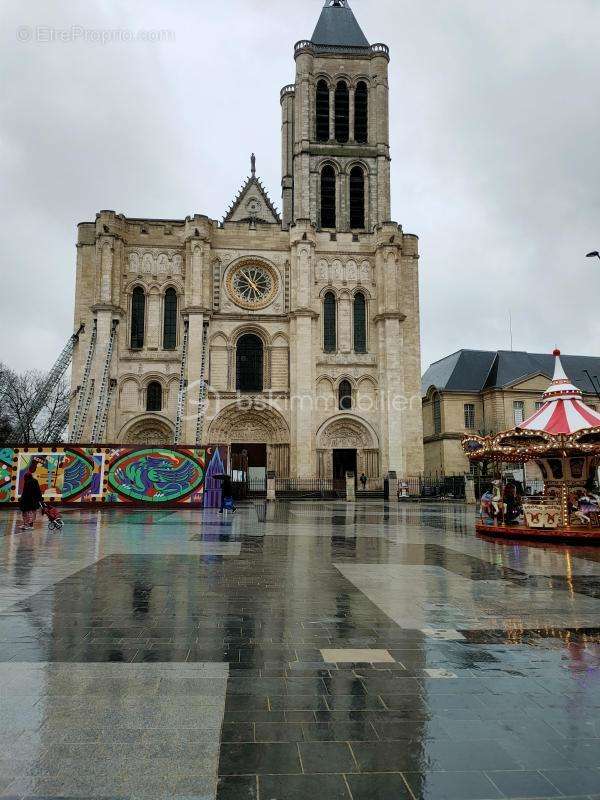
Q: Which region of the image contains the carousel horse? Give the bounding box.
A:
[491,479,505,524]
[574,493,600,526]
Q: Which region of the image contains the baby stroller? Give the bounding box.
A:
[221,496,236,514]
[41,501,63,532]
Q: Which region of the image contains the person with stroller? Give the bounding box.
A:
[218,474,236,515]
[18,462,43,531]
[480,486,494,523]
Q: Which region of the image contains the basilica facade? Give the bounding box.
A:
[69,0,424,481]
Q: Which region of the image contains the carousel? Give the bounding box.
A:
[463,350,600,542]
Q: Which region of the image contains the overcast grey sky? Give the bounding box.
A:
[1,0,599,374]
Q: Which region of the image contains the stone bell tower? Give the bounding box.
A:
[281,0,391,231]
[280,0,424,479]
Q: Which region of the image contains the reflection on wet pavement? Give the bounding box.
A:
[1,502,600,799]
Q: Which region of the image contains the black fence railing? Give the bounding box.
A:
[229,474,547,503]
[405,476,467,499]
[275,479,344,499]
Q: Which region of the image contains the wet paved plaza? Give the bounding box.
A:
[1,502,600,800]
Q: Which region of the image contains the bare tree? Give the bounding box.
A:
[0,365,70,444]
[0,364,13,443]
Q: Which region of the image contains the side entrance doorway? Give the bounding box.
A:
[231,443,267,498]
[333,449,357,483]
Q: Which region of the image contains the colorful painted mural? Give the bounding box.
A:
[0,446,226,508]
[0,449,12,504]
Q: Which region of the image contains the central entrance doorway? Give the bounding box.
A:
[231,443,267,498]
[333,449,357,482]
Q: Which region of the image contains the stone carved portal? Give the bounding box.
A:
[317,417,380,480]
[208,404,290,477]
[124,419,173,446]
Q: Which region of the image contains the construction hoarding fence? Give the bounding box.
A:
[0,445,228,509]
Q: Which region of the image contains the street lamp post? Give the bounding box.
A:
[583,370,600,403]
[586,253,600,411]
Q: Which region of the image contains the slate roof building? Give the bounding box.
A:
[422,350,600,475]
[69,0,424,482]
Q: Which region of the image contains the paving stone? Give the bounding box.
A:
[298,741,357,773]
[259,774,350,800]
[218,742,302,775]
[403,770,503,800]
[321,649,395,663]
[486,770,562,798]
[540,769,600,795]
[346,772,412,800]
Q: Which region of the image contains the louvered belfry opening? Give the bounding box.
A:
[355,81,368,143]
[131,287,146,349]
[236,334,264,393]
[146,382,163,412]
[335,81,350,143]
[323,292,337,353]
[163,288,177,350]
[316,80,330,142]
[350,166,365,229]
[321,166,336,229]
[354,292,367,353]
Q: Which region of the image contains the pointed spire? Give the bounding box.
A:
[543,349,582,400]
[251,153,256,178]
[311,0,369,48]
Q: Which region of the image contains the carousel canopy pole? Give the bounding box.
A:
[561,478,569,529]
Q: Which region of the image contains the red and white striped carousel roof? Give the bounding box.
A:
[520,350,600,435]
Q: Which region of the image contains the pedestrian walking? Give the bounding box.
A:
[18,463,43,531]
[218,474,237,515]
[360,473,368,492]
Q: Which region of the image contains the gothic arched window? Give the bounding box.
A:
[335,81,350,143]
[353,292,367,353]
[316,79,330,142]
[323,292,337,353]
[130,287,145,349]
[236,334,264,393]
[355,81,369,143]
[146,382,163,412]
[339,380,353,411]
[321,165,336,229]
[163,288,177,350]
[350,166,366,229]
